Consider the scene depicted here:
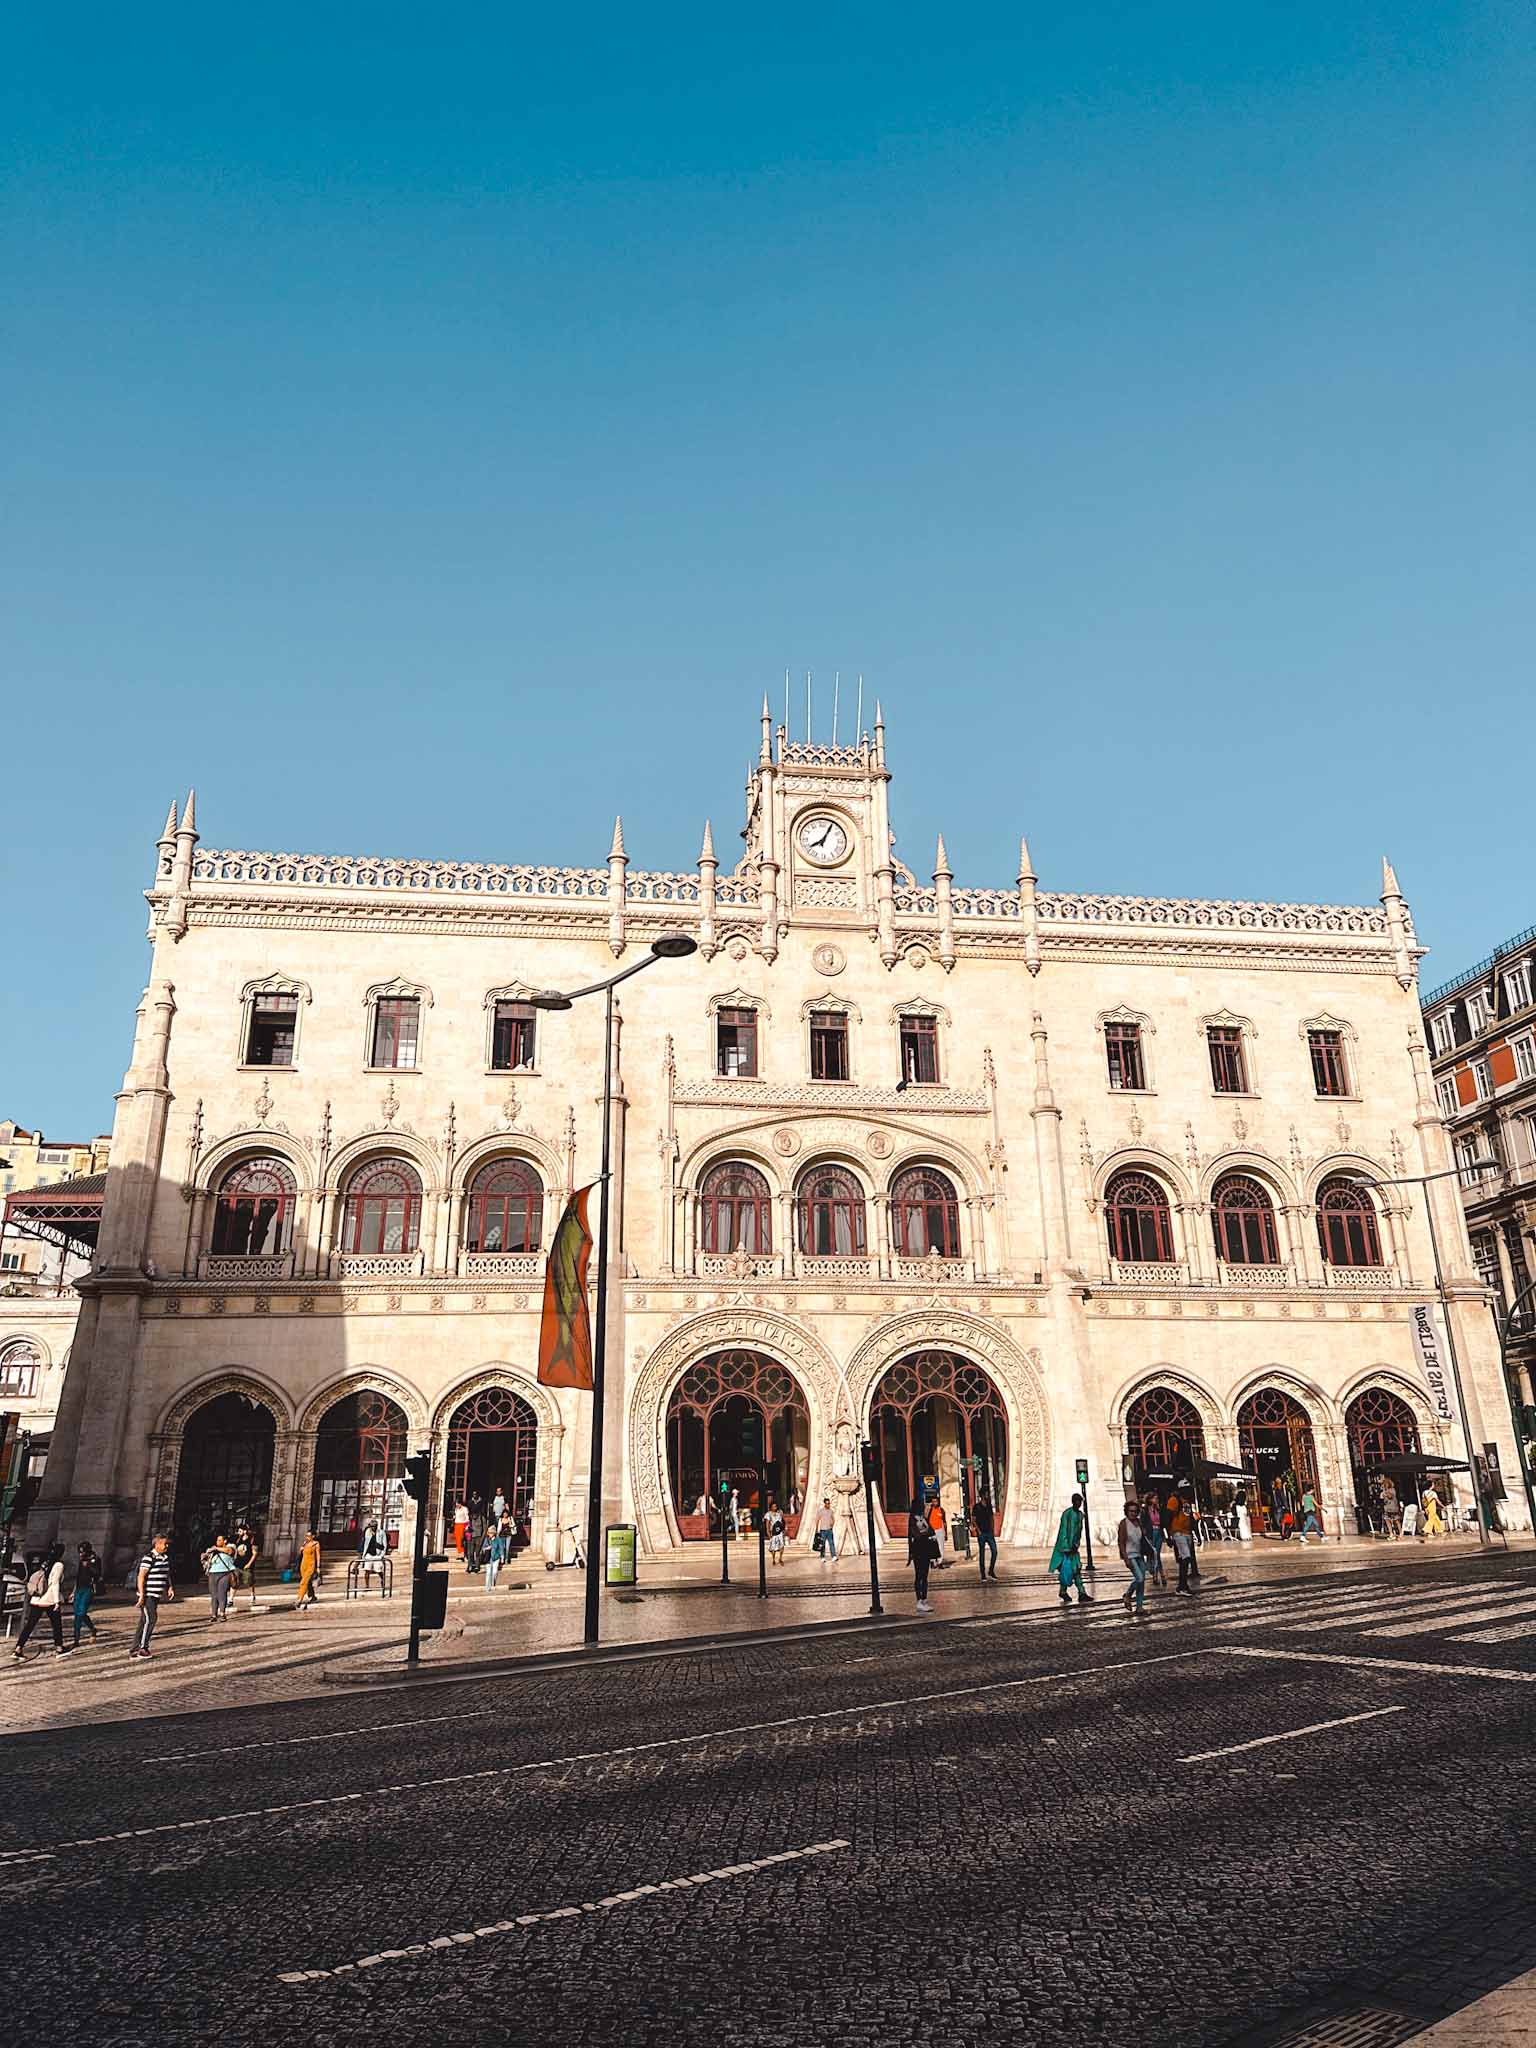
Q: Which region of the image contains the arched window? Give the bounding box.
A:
[1125,1386,1205,1489]
[464,1159,543,1254]
[1346,1387,1421,1468]
[889,1166,961,1258]
[341,1159,423,1255]
[1210,1174,1281,1265]
[1104,1170,1176,1264]
[1317,1176,1383,1267]
[210,1156,297,1257]
[0,1341,40,1399]
[796,1166,867,1258]
[698,1162,774,1255]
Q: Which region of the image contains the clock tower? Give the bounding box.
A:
[741,694,900,964]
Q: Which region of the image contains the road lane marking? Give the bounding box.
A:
[1176,1706,1404,1762]
[1277,1589,1536,1635]
[0,1650,1191,1865]
[276,1838,852,1984]
[1219,1646,1536,1682]
[1361,1598,1536,1639]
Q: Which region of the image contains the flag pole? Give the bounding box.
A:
[584,981,616,1645]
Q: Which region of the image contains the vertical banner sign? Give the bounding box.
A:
[1409,1302,1456,1425]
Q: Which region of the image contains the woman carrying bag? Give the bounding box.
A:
[908,1497,939,1613]
[13,1544,68,1659]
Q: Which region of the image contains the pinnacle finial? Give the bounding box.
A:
[1381,855,1401,898]
[934,833,951,877]
[1018,833,1036,882]
[761,692,771,718]
[181,788,197,835]
[699,819,716,864]
[874,698,884,727]
[609,815,627,861]
[159,799,179,843]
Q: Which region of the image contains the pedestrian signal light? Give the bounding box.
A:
[860,1440,880,1487]
[1075,1457,1090,1485]
[402,1450,432,1503]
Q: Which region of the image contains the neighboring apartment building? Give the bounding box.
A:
[31,716,1524,1573]
[1422,929,1536,1469]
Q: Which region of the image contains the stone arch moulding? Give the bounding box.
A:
[677,1127,790,1197]
[294,1367,429,1437]
[1335,1366,1437,1437]
[798,989,862,1022]
[1196,1008,1258,1041]
[889,996,952,1027]
[158,1367,295,1441]
[1299,1011,1358,1043]
[144,1369,297,1556]
[1200,1151,1299,1207]
[0,1331,52,1370]
[1226,1366,1337,1431]
[326,1126,441,1195]
[844,1310,1053,1548]
[706,987,771,1022]
[427,1363,565,1556]
[454,1128,566,1197]
[1109,1366,1223,1435]
[197,1130,314,1199]
[627,1308,843,1557]
[1095,1005,1155,1037]
[1092,1147,1194,1207]
[1304,1152,1393,1203]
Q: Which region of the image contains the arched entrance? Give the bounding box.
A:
[1125,1386,1206,1495]
[309,1391,408,1551]
[172,1392,276,1571]
[444,1385,539,1547]
[869,1351,1007,1537]
[1346,1387,1422,1526]
[1237,1388,1319,1523]
[665,1351,811,1539]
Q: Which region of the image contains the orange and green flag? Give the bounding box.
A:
[538,1183,596,1389]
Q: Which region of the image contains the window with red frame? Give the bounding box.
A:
[716,1007,758,1078]
[796,1166,866,1256]
[211,1156,297,1257]
[809,1011,849,1081]
[698,1161,773,1254]
[490,1002,536,1072]
[1207,1025,1248,1094]
[1210,1173,1281,1265]
[1104,1021,1145,1091]
[371,996,420,1069]
[464,1158,543,1253]
[342,1159,423,1254]
[1104,1170,1176,1264]
[898,1014,940,1085]
[245,994,298,1067]
[1308,1029,1349,1097]
[889,1166,961,1257]
[1316,1177,1383,1267]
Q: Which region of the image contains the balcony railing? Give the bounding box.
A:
[796,1255,879,1280]
[1215,1261,1293,1289]
[333,1250,426,1280]
[1322,1262,1397,1289]
[1107,1259,1187,1288]
[894,1255,970,1283]
[699,1252,780,1280]
[461,1251,543,1279]
[200,1252,295,1282]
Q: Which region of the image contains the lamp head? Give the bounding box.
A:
[528,989,575,1012]
[650,931,698,960]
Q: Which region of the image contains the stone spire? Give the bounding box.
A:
[1380,854,1415,991]
[697,819,718,958]
[699,819,716,864]
[933,833,952,877]
[155,800,178,883]
[1018,834,1040,976]
[609,815,627,862]
[607,816,628,956]
[760,694,773,764]
[165,789,201,940]
[935,834,955,971]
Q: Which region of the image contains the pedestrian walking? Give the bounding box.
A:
[232,1522,261,1610]
[764,1500,787,1566]
[1118,1501,1150,1619]
[971,1493,999,1582]
[202,1533,238,1620]
[907,1495,939,1612]
[1299,1488,1324,1543]
[293,1529,322,1610]
[1166,1497,1197,1593]
[491,1486,508,1523]
[129,1533,175,1659]
[1142,1493,1167,1587]
[813,1496,837,1561]
[357,1520,389,1588]
[13,1544,68,1660]
[1422,1486,1445,1538]
[1048,1493,1092,1605]
[72,1543,104,1647]
[1381,1479,1403,1539]
[927,1493,948,1568]
[452,1498,470,1557]
[484,1519,509,1590]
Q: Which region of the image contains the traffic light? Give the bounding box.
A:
[860,1439,880,1486]
[740,1413,764,1463]
[402,1450,431,1503]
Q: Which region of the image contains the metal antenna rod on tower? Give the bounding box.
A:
[806,670,812,747]
[832,671,840,747]
[856,674,864,742]
[784,668,790,744]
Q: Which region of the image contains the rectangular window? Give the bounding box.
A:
[1471,1056,1493,1101]
[1504,964,1532,1015]
[490,1001,536,1072]
[1467,989,1492,1034]
[1513,1035,1536,1083]
[1308,1029,1349,1097]
[899,1014,940,1085]
[0,1356,37,1397]
[1472,1233,1503,1299]
[1435,1077,1459,1119]
[716,1007,758,1079]
[245,993,298,1067]
[0,1252,19,1271]
[809,1010,849,1081]
[1429,1011,1455,1056]
[371,996,420,1069]
[1207,1026,1248,1094]
[1455,1134,1491,1187]
[1104,1021,1145,1092]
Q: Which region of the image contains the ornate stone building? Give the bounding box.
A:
[36,710,1526,1569]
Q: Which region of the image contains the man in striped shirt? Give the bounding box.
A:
[130,1533,175,1659]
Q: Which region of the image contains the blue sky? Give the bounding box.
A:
[3,4,1530,1134]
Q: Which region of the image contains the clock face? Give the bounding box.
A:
[797,815,850,867]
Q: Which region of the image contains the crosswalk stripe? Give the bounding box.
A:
[1361,1597,1536,1639]
[1447,1616,1536,1644]
[1275,1588,1536,1634]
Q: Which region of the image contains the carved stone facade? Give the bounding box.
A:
[33,712,1526,1570]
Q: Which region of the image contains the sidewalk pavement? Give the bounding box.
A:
[1407,1963,1536,2043]
[0,1527,1506,1736]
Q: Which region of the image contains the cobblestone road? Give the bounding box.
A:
[5,1545,1536,2048]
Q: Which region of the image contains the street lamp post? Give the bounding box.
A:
[1376,1159,1499,1548]
[531,931,697,1647]
[1491,1275,1536,1535]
